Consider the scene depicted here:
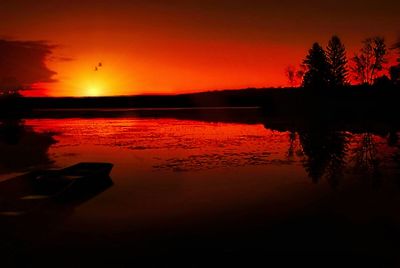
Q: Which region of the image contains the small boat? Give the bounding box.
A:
[29,162,114,200]
[0,163,113,217]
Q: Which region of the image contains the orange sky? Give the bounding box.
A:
[1,0,399,97]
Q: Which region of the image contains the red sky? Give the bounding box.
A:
[1,0,399,96]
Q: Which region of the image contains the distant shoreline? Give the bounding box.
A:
[1,86,400,120]
[32,106,260,112]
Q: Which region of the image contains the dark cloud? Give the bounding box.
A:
[0,39,57,90]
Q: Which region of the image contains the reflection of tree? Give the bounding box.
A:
[287,132,304,160]
[298,130,349,188]
[0,119,56,174]
[270,117,400,188]
[325,132,349,188]
[351,133,381,187]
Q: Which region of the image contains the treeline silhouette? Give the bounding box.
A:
[274,35,400,118]
[287,35,400,87]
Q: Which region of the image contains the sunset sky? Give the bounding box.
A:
[1,0,399,97]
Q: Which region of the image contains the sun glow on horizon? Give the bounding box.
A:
[60,56,124,97]
[86,84,103,96]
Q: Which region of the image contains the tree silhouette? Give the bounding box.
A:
[352,37,388,85]
[327,36,348,87]
[302,43,333,89]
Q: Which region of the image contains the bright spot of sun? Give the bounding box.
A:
[87,85,102,96]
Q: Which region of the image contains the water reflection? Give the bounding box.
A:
[0,119,56,176]
[2,109,400,190]
[1,110,400,265]
[351,133,382,187]
[265,117,399,189]
[299,129,349,188]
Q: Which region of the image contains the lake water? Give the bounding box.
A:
[1,108,400,266]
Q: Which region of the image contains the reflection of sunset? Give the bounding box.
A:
[26,117,396,178]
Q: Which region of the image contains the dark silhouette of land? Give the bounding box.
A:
[1,84,400,119]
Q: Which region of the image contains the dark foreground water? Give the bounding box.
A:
[1,108,400,267]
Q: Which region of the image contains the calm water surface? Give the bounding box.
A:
[1,110,400,265]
